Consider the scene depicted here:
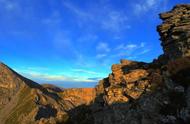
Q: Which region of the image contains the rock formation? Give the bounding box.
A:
[0,4,190,124]
[157,4,190,60]
[88,4,190,124]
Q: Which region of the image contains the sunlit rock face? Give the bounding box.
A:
[90,4,190,124]
[60,88,96,106]
[0,63,22,89]
[96,59,165,103]
[100,59,162,105]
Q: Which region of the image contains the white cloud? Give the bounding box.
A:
[96,42,110,53]
[63,1,130,32]
[140,42,145,47]
[63,1,92,19]
[137,49,150,55]
[72,69,99,75]
[101,11,130,32]
[133,0,161,15]
[25,67,49,71]
[147,0,157,7]
[115,43,138,50]
[96,53,107,59]
[112,42,150,59]
[20,71,96,83]
[115,42,146,50]
[127,44,138,49]
[0,0,19,11]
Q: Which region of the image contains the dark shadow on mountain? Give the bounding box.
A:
[35,104,57,120]
[64,87,190,124]
[171,67,190,88]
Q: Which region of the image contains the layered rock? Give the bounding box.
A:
[60,88,96,106]
[157,4,190,60]
[157,4,190,87]
[89,4,190,124]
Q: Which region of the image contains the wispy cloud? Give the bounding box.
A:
[96,53,107,59]
[52,31,80,60]
[72,69,99,75]
[101,11,130,32]
[0,0,19,11]
[112,42,150,58]
[63,1,92,20]
[137,49,151,55]
[24,67,49,71]
[115,42,146,50]
[20,71,97,83]
[115,44,137,50]
[96,42,110,53]
[96,42,111,59]
[63,1,130,32]
[133,0,162,15]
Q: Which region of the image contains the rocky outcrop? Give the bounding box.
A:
[157,4,190,60]
[86,4,190,124]
[0,4,190,124]
[60,88,96,106]
[157,4,190,87]
[101,60,160,105]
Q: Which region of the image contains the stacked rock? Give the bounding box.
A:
[157,4,190,60]
[97,60,162,105]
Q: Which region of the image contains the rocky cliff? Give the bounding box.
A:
[69,4,190,124]
[157,4,190,60]
[0,4,190,124]
[88,4,190,124]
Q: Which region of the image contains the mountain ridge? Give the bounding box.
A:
[0,4,190,124]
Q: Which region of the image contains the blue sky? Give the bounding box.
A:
[0,0,189,88]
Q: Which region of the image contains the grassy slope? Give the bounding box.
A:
[5,86,36,124]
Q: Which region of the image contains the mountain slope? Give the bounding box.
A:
[0,63,67,124]
[0,63,96,124]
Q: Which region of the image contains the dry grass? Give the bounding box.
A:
[5,86,36,124]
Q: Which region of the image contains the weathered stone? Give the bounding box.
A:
[105,87,129,105]
[157,4,190,60]
[123,69,149,83]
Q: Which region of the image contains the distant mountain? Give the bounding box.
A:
[0,4,190,124]
[0,62,95,124]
